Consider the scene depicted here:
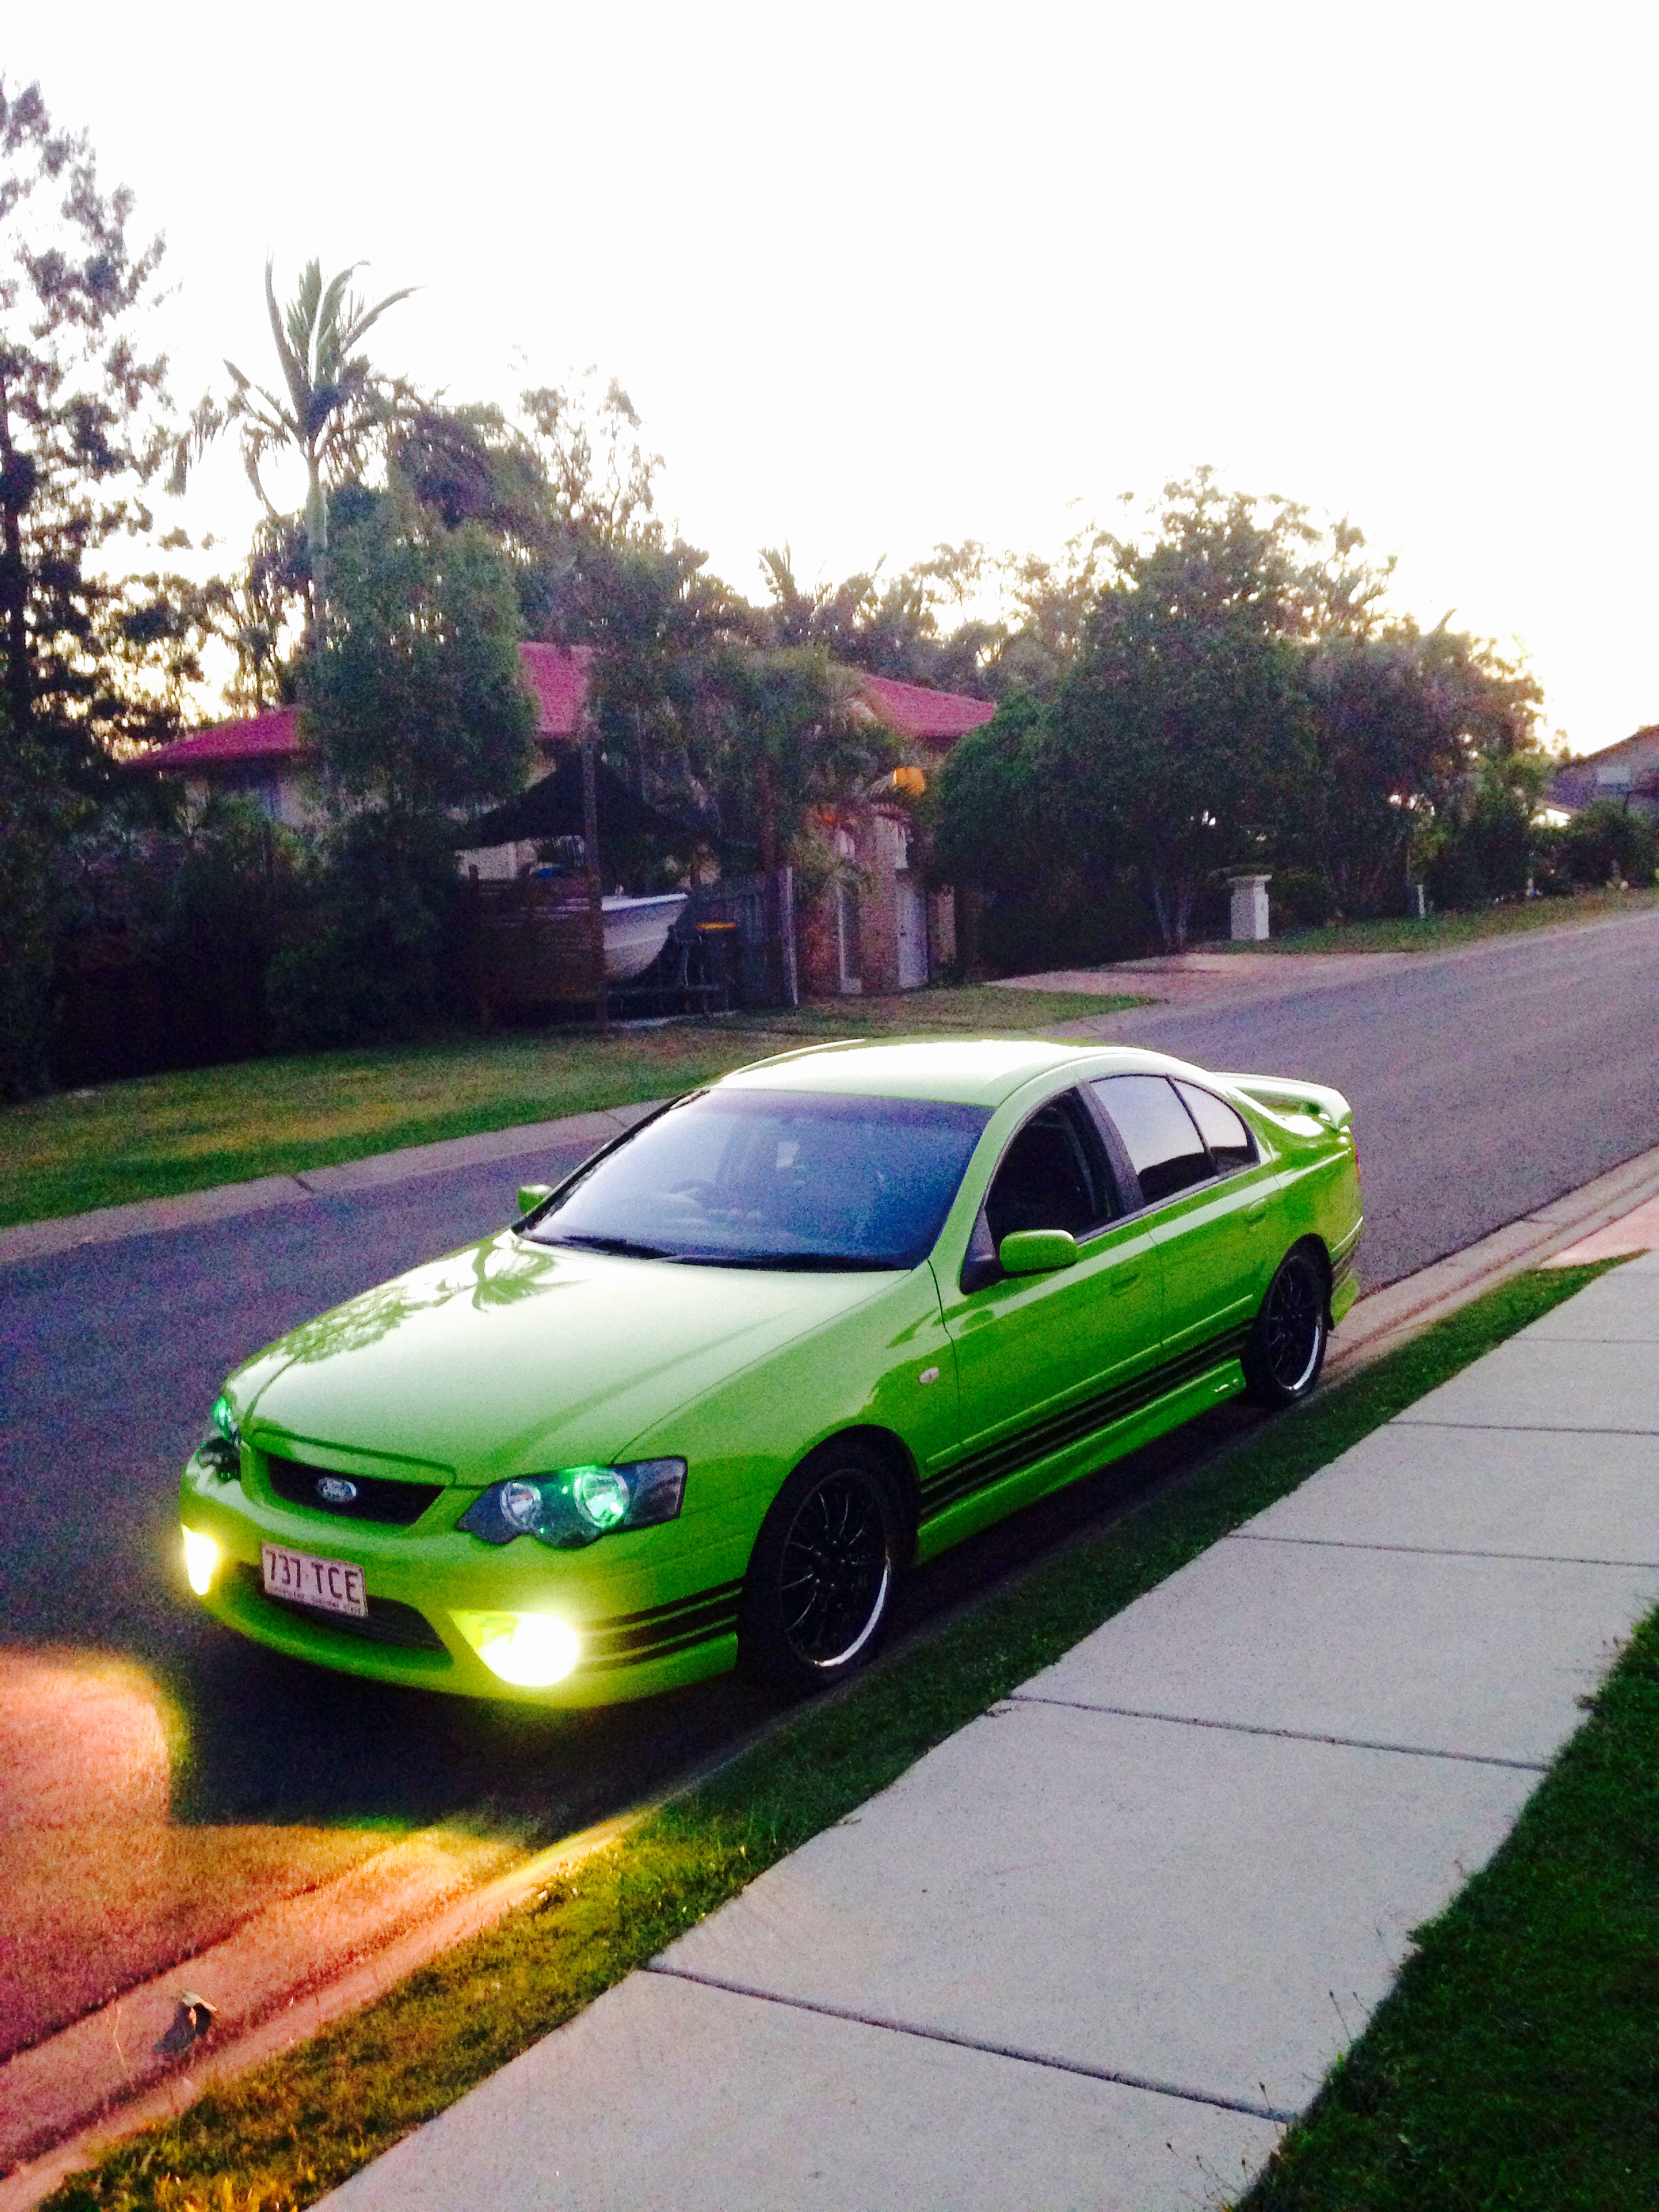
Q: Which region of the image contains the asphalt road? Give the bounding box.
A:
[3,905,1657,1847]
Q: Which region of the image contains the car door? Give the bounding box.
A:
[1088,1073,1276,1367]
[937,1088,1162,1494]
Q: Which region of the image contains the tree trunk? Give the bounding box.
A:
[0,383,32,745]
[581,738,608,1031]
[757,764,783,1005]
[303,445,328,651]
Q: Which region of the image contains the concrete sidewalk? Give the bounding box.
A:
[325,1251,1659,2212]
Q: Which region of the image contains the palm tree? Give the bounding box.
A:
[714,647,900,1002]
[173,258,413,642]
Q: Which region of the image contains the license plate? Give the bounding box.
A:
[262,1542,367,1618]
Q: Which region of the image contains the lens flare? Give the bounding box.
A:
[460,1612,580,1687]
[181,1527,220,1596]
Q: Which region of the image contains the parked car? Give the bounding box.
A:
[180,1040,1361,1704]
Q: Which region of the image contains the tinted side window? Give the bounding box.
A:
[1091,1075,1211,1204]
[1175,1082,1256,1172]
[983,1092,1117,1245]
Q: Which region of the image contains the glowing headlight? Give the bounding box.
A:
[182,1526,220,1596]
[453,1612,580,1687]
[458,1459,685,1549]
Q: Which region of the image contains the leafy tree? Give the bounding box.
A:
[931,689,1056,899]
[304,488,534,815]
[1556,798,1658,890]
[1298,624,1542,916]
[711,646,900,997]
[0,79,182,1094]
[1053,476,1315,949]
[0,78,173,768]
[262,491,535,1047]
[173,258,413,641]
[757,545,999,695]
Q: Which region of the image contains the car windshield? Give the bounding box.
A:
[526,1089,991,1269]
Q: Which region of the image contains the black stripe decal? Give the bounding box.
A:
[575,1576,744,1672]
[592,1578,743,1631]
[920,1329,1248,1522]
[595,1614,742,1670]
[583,1591,743,1660]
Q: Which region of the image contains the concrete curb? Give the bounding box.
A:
[0,1103,664,1271]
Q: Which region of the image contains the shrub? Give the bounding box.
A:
[265,808,464,1048]
[1557,800,1658,890]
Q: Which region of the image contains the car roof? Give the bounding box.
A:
[719,1036,1181,1109]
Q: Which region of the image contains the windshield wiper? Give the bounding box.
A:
[541,1232,670,1260]
[675,1252,899,1272]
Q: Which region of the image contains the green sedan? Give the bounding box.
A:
[179,1039,1361,1705]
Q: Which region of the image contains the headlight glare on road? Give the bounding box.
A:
[458,1459,686,1548]
[453,1611,580,1687]
[182,1526,220,1595]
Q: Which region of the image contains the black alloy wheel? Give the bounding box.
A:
[1243,1245,1329,1408]
[741,1443,903,1692]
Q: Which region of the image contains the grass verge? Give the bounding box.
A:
[1220,883,1659,956]
[1242,1601,1659,2210]
[40,1261,1614,2212]
[0,985,1143,1231]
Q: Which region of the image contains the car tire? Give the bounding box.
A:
[739,1441,904,1695]
[1242,1244,1329,1409]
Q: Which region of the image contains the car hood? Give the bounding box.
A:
[235,1232,892,1481]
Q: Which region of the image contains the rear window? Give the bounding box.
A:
[1090,1075,1212,1204]
[527,1088,990,1269]
[1174,1082,1256,1172]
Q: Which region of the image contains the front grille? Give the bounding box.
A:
[266,1454,444,1526]
[238,1565,448,1652]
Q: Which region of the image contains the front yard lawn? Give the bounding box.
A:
[1232,882,1659,956]
[0,985,1145,1230]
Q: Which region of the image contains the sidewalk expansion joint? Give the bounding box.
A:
[1005,1694,1549,1773]
[640,1964,1299,2124]
[1393,1418,1659,1436]
[1224,1532,1659,1570]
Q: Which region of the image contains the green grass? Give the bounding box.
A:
[0,985,1143,1231]
[1243,1601,1659,2210]
[41,1263,1613,2212]
[1221,883,1659,956]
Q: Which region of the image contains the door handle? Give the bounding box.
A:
[1246,1204,1268,1226]
[1109,1267,1144,1292]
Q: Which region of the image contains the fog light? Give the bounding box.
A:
[182,1526,220,1596]
[456,1612,580,1687]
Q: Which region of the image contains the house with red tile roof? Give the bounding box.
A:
[134,646,996,994]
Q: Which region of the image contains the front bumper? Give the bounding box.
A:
[179,1451,747,1707]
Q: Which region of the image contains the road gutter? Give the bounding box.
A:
[5,1141,1659,2206]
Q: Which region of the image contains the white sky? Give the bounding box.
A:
[12,0,1656,752]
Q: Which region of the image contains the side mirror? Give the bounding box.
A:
[517,1183,554,1216]
[998,1229,1080,1275]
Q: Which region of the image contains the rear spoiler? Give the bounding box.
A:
[1223,1075,1353,1132]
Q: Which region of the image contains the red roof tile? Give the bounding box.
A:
[138,705,305,770]
[136,646,991,773]
[857,673,996,743]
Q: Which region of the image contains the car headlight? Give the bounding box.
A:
[457,1458,686,1548]
[182,1526,220,1595]
[451,1610,580,1686]
[197,1395,242,1479]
